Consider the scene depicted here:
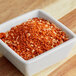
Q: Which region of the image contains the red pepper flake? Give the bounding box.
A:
[0,17,69,60]
[0,33,6,39]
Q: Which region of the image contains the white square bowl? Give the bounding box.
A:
[0,9,76,76]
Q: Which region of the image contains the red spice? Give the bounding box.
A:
[0,33,6,39]
[0,18,68,60]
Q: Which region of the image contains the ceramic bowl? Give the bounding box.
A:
[0,9,76,76]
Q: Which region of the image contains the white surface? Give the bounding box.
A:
[0,9,76,76]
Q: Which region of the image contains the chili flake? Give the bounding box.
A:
[0,17,69,60]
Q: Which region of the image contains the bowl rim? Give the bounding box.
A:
[0,9,76,64]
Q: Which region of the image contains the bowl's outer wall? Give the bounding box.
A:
[0,40,76,76]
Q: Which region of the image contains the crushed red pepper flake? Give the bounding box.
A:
[0,17,69,60]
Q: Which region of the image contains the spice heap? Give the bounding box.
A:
[0,18,68,60]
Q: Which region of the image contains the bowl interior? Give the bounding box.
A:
[0,10,74,39]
